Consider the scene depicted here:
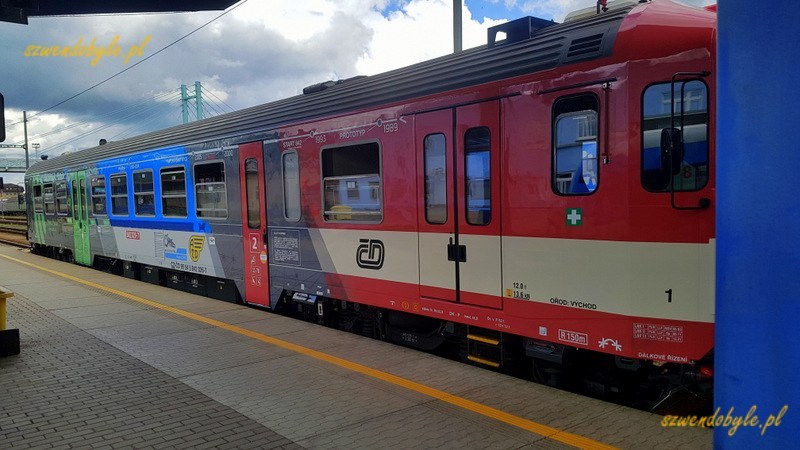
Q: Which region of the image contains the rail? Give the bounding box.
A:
[0,218,28,248]
[0,221,26,235]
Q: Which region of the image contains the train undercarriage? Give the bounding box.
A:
[30,242,713,415]
[275,289,714,416]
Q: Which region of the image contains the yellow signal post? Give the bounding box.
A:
[0,286,20,356]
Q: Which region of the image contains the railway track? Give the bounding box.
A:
[0,222,26,234]
[0,215,27,223]
[0,217,29,248]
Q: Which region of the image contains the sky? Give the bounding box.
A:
[0,0,714,186]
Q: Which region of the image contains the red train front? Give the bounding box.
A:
[256,0,716,410]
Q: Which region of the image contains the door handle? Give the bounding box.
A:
[446,238,466,262]
[447,237,455,261]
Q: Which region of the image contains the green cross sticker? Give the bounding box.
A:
[566,208,583,226]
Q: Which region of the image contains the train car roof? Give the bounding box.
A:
[28,1,661,176]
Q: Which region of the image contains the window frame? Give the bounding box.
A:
[55,180,69,216]
[90,175,107,216]
[133,169,156,217]
[423,133,447,225]
[193,160,228,220]
[640,79,710,193]
[244,158,261,229]
[43,183,55,215]
[551,93,600,197]
[33,184,43,213]
[281,151,301,222]
[320,141,383,223]
[464,127,492,226]
[110,173,129,216]
[160,166,188,218]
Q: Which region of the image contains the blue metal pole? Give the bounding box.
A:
[716,1,800,446]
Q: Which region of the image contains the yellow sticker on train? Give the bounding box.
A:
[189,235,205,262]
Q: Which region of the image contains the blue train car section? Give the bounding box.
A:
[27,143,246,301]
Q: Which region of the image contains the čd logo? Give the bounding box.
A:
[356,239,384,270]
[189,235,205,262]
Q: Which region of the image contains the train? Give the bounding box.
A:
[0,196,25,215]
[24,0,716,413]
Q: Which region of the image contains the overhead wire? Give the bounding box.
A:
[205,89,236,113]
[107,92,184,141]
[18,90,180,144]
[18,90,182,153]
[202,98,226,117]
[109,110,174,141]
[6,0,249,127]
[17,81,242,152]
[45,91,183,154]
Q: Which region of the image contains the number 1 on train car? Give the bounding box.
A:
[69,171,91,266]
[239,142,270,307]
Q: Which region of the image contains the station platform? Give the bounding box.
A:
[0,244,712,449]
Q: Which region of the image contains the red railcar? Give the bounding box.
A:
[27,0,716,410]
[260,0,716,409]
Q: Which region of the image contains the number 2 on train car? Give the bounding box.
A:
[239,142,270,307]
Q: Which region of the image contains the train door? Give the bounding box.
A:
[416,101,503,308]
[417,109,456,301]
[69,170,91,266]
[238,142,270,307]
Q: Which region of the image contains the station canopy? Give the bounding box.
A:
[1,1,238,24]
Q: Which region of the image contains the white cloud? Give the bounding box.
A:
[230,0,344,42]
[353,0,508,75]
[3,0,650,180]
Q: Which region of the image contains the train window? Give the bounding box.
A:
[194,161,227,219]
[465,128,491,225]
[424,133,447,224]
[133,170,156,217]
[282,152,301,221]
[90,176,106,216]
[244,158,261,228]
[55,181,68,216]
[43,183,55,215]
[160,168,187,218]
[641,80,709,192]
[553,95,599,195]
[321,142,382,222]
[71,181,79,221]
[79,179,88,220]
[110,174,129,216]
[33,185,43,213]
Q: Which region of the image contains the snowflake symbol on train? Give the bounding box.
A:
[598,337,622,352]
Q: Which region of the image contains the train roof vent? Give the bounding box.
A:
[303,75,368,95]
[564,33,605,61]
[487,16,557,48]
